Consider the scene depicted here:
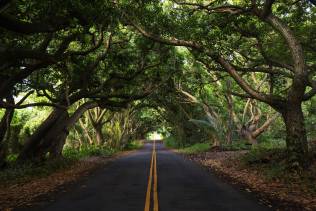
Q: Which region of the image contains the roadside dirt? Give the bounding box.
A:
[0,151,135,210]
[182,150,316,211]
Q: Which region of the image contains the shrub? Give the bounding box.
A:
[178,143,211,154]
[222,142,251,151]
[164,136,180,148]
[124,140,144,150]
[63,145,116,160]
[0,159,74,184]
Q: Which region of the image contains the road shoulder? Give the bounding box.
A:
[177,150,316,211]
[0,150,136,210]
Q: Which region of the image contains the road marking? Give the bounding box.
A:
[153,141,159,211]
[144,141,159,211]
[144,141,155,211]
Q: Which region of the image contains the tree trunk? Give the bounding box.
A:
[18,102,98,162]
[212,136,221,147]
[0,95,14,167]
[38,102,98,159]
[47,129,69,159]
[93,124,103,145]
[281,103,309,169]
[19,102,97,161]
[252,113,278,138]
[37,105,94,159]
[79,118,94,145]
[225,95,234,145]
[37,112,70,159]
[18,108,68,162]
[0,108,14,142]
[240,125,258,145]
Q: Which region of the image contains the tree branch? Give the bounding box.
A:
[216,56,282,105]
[129,20,202,50]
[0,101,66,109]
[262,0,276,18]
[0,13,68,34]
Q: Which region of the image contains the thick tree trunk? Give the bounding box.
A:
[17,108,68,162]
[281,103,309,169]
[47,102,97,158]
[18,102,98,162]
[37,111,70,159]
[47,128,69,159]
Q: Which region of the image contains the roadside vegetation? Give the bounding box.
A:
[177,143,211,154]
[1,141,143,185]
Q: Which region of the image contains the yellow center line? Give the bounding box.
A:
[144,141,155,211]
[144,140,159,211]
[153,141,159,211]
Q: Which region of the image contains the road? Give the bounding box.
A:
[18,142,269,211]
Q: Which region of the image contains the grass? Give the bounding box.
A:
[124,140,144,150]
[163,136,211,154]
[167,138,284,154]
[178,143,211,154]
[221,142,251,151]
[178,141,251,154]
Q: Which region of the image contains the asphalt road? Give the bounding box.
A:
[18,142,269,211]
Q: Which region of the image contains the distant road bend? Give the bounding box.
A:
[19,141,269,211]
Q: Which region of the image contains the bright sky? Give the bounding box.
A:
[149,132,163,140]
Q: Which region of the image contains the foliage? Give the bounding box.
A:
[240,145,316,194]
[124,140,144,150]
[178,143,211,154]
[63,145,117,160]
[164,136,180,148]
[0,0,315,171]
[221,142,251,151]
[0,159,74,184]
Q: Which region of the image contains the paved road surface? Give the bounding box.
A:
[18,142,269,211]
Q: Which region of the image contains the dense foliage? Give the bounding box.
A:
[0,0,315,172]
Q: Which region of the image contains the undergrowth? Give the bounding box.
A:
[221,142,251,151]
[1,141,145,185]
[167,136,316,194]
[178,143,211,154]
[63,145,117,160]
[1,145,116,185]
[0,158,74,185]
[241,145,316,193]
[164,136,180,148]
[124,140,144,150]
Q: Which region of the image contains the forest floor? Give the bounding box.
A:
[180,149,316,211]
[0,151,134,210]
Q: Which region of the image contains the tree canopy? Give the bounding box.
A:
[0,0,315,170]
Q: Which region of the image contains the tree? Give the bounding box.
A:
[126,0,316,168]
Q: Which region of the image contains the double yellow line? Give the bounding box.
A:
[144,140,159,211]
